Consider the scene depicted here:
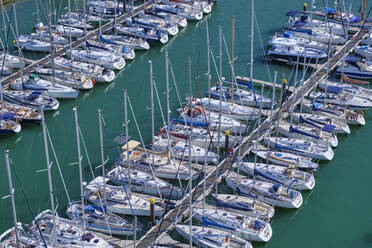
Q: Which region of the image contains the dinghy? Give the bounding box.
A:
[175,224,253,248]
[193,206,272,242]
[66,202,136,236]
[152,136,218,164]
[65,49,125,70]
[212,194,275,220]
[84,176,164,216]
[107,167,183,200]
[29,209,113,248]
[239,162,315,190]
[10,74,78,99]
[3,90,59,111]
[54,57,115,83]
[225,172,303,208]
[264,136,334,160]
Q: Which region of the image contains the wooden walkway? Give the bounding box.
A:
[135,28,368,248]
[1,2,151,88]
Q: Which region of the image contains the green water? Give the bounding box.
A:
[1,0,372,247]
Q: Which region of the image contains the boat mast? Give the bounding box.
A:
[35,0,40,23]
[231,15,235,105]
[1,0,8,51]
[41,109,56,247]
[165,50,172,160]
[187,57,193,248]
[98,109,108,207]
[149,60,156,189]
[12,1,23,84]
[4,150,20,248]
[206,20,211,119]
[219,25,222,81]
[99,0,102,36]
[249,0,254,94]
[48,0,56,86]
[361,0,367,21]
[73,107,85,232]
[82,0,88,42]
[123,90,131,196]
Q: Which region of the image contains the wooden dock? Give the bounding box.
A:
[134,28,368,248]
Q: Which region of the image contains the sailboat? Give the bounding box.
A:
[192,205,272,242]
[115,25,169,44]
[118,140,198,180]
[212,194,275,220]
[29,209,113,248]
[3,90,59,111]
[0,113,21,134]
[30,30,68,45]
[36,22,85,38]
[0,101,41,123]
[152,136,218,163]
[225,172,303,208]
[10,74,78,99]
[175,224,253,248]
[276,119,338,147]
[84,176,164,216]
[0,223,46,248]
[126,14,179,36]
[107,167,184,200]
[66,202,136,236]
[309,90,372,110]
[318,79,372,101]
[0,53,25,69]
[145,7,188,28]
[14,35,51,52]
[99,34,150,50]
[264,136,334,160]
[195,97,260,121]
[291,112,350,134]
[65,49,125,70]
[151,3,203,21]
[270,32,329,51]
[267,44,327,62]
[239,162,315,190]
[54,57,115,83]
[83,40,136,60]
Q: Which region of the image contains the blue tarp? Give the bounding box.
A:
[299,116,322,129]
[255,169,283,184]
[0,113,15,120]
[254,220,265,231]
[172,118,208,128]
[345,56,361,63]
[99,35,118,46]
[350,15,361,23]
[291,29,312,35]
[283,31,293,38]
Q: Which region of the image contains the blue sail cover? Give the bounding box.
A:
[99,35,118,46]
[322,123,336,133]
[323,7,335,14]
[283,31,293,38]
[291,29,312,35]
[0,113,15,120]
[202,216,236,231]
[172,118,208,128]
[326,86,343,94]
[299,116,322,129]
[290,125,320,140]
[255,169,283,184]
[254,220,265,231]
[274,143,303,154]
[86,41,108,51]
[345,56,361,63]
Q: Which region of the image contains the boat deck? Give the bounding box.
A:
[135,28,368,248]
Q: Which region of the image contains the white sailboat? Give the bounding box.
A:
[65,49,125,70]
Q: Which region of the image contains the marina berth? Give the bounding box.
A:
[99,34,150,50]
[83,40,136,60]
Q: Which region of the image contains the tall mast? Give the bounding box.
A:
[98,109,108,207]
[1,1,8,51]
[12,1,23,84]
[206,20,211,109]
[165,50,172,160]
[73,107,85,232]
[48,0,56,85]
[219,25,222,80]
[149,60,155,183]
[361,0,366,21]
[68,0,72,52]
[41,109,56,247]
[4,150,20,248]
[231,16,235,105]
[250,0,254,91]
[123,90,131,195]
[187,57,192,247]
